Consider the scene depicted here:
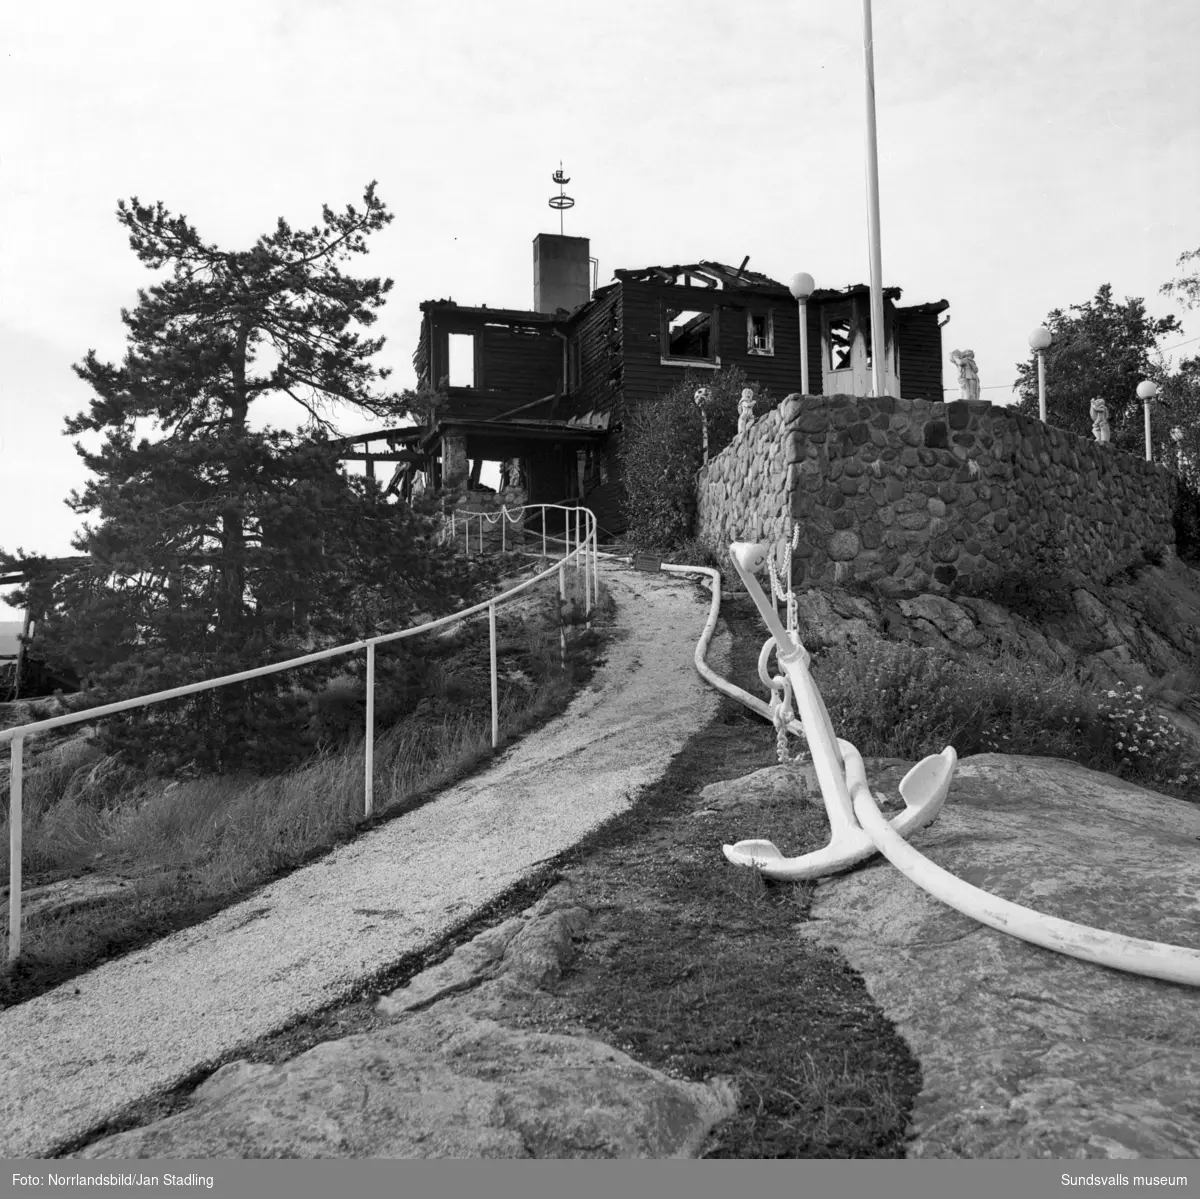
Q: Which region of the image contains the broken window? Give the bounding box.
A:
[747,311,774,355]
[447,332,476,388]
[827,316,853,372]
[664,306,715,361]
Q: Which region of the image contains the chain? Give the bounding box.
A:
[763,517,805,763]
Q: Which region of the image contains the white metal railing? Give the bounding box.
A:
[2,504,598,961]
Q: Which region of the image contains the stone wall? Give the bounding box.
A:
[697,393,1176,595]
[440,486,527,553]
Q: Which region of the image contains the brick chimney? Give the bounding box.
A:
[533,233,590,314]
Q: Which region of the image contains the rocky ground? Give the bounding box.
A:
[66,752,1200,1161]
[789,550,1200,743]
[5,550,1200,1160]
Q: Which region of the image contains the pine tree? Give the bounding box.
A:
[11,184,466,773]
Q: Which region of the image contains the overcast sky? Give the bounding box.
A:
[2,0,1198,618]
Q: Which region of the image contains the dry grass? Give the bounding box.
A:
[0,571,609,1006]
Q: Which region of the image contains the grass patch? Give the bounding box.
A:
[10,565,1197,1158]
[0,569,611,1008]
[500,593,923,1158]
[808,640,1200,803]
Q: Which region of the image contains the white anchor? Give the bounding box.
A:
[721,541,955,880]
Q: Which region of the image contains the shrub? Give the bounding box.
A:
[807,640,1199,799]
[1091,681,1198,787]
[619,365,769,552]
[1173,475,1200,565]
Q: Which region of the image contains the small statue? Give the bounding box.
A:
[503,459,524,489]
[1090,396,1111,445]
[949,349,980,402]
[738,387,756,435]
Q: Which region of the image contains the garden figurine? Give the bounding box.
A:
[949,349,980,402]
[738,387,756,436]
[1090,396,1111,444]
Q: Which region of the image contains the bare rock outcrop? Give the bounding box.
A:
[782,555,1200,752]
[73,882,737,1159]
[780,754,1200,1158]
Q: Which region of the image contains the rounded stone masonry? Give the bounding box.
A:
[695,393,1175,596]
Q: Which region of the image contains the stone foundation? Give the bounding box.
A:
[697,394,1176,595]
[440,486,528,553]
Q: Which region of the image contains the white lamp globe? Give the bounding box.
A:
[1136,380,1159,401]
[1029,327,1052,352]
[789,272,816,301]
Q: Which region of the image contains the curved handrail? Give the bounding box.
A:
[0,505,595,748]
[4,503,598,960]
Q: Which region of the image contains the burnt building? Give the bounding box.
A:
[340,233,950,536]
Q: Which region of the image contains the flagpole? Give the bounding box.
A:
[862,0,886,399]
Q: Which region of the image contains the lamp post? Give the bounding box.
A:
[1136,380,1158,462]
[1029,327,1052,422]
[790,272,815,395]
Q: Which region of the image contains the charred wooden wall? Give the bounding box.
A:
[562,288,622,425]
[421,309,563,421]
[896,310,945,402]
[614,281,828,416]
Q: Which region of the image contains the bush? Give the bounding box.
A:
[1173,475,1200,564]
[807,640,1199,799]
[619,365,770,552]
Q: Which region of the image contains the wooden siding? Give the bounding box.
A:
[478,322,562,399]
[618,280,808,417]
[562,288,622,424]
[420,309,564,420]
[896,309,945,401]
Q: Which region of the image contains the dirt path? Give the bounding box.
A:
[0,562,724,1159]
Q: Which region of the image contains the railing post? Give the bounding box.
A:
[575,508,581,581]
[8,734,23,962]
[558,558,567,666]
[583,516,591,617]
[489,602,499,748]
[501,506,506,554]
[479,516,483,555]
[542,514,547,560]
[364,642,375,818]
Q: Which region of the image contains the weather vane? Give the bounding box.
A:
[548,162,574,236]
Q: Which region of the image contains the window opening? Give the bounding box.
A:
[447,333,476,388]
[828,317,852,372]
[747,311,774,355]
[665,307,714,360]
